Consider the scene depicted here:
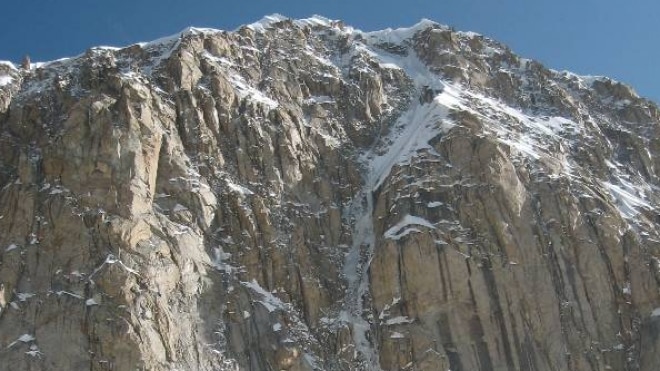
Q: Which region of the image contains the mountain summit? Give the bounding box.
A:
[1,15,660,371]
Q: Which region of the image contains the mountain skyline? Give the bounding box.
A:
[0,1,658,103]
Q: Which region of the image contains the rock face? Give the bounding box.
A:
[1,14,660,371]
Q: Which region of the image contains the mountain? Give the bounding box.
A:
[1,14,660,371]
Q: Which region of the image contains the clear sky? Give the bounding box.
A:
[1,0,658,102]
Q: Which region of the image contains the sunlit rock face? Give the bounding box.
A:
[1,14,660,371]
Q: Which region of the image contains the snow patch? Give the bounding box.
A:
[384,215,436,240]
[304,95,335,105]
[8,334,35,348]
[385,316,414,325]
[0,75,13,87]
[229,73,279,109]
[93,46,121,51]
[242,279,285,313]
[603,180,650,219]
[17,334,35,343]
[366,89,460,190]
[16,293,35,302]
[55,290,83,300]
[452,90,580,175]
[245,14,288,32]
[25,345,43,358]
[201,51,234,67]
[457,30,483,38]
[89,254,140,281]
[225,179,254,195]
[295,15,348,30]
[364,19,440,45]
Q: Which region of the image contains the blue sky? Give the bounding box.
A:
[2,0,658,102]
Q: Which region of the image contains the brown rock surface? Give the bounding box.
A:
[0,15,659,371]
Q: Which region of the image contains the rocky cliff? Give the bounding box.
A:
[1,14,660,371]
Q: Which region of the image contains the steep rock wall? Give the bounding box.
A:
[0,15,659,371]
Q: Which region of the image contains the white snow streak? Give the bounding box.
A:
[364,19,440,45]
[384,316,414,325]
[340,35,457,371]
[225,180,254,196]
[242,279,283,313]
[0,75,13,87]
[384,215,436,240]
[603,180,651,219]
[366,88,460,190]
[228,74,279,109]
